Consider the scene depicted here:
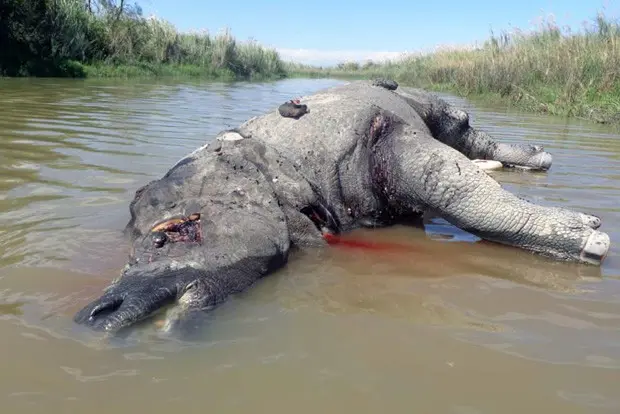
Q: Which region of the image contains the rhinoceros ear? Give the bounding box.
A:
[278,101,309,119]
[371,78,399,91]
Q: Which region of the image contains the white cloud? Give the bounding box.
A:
[275,42,484,67]
[276,48,410,67]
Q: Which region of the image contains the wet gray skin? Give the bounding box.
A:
[398,87,553,170]
[74,80,610,334]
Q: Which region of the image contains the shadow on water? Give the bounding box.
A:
[1,77,620,413]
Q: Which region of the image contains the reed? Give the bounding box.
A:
[300,13,620,124]
[0,0,287,80]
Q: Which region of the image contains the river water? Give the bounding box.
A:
[0,77,619,413]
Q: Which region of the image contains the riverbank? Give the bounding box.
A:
[0,0,286,81]
[3,2,619,125]
[291,14,620,125]
[80,62,286,81]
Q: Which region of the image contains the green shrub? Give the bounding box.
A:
[0,0,287,79]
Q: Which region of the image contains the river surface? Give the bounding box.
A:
[0,77,619,413]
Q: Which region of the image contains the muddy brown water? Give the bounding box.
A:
[0,77,619,413]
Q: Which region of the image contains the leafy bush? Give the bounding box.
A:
[0,0,286,79]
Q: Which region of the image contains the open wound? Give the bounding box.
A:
[369,114,392,145]
[150,213,202,248]
[300,203,340,236]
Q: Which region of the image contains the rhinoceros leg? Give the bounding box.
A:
[373,124,609,264]
[398,88,553,170]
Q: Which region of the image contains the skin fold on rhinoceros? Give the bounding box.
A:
[74,79,611,334]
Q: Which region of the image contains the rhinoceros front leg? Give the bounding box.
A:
[373,125,609,264]
[398,88,553,171]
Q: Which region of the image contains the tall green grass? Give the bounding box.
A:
[0,0,286,80]
[299,13,620,124]
[4,2,619,124]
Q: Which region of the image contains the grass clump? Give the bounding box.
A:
[300,13,620,124]
[0,0,287,80]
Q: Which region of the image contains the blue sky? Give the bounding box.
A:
[139,0,618,66]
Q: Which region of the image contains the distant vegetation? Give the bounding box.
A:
[0,0,286,79]
[2,3,618,124]
[293,13,620,124]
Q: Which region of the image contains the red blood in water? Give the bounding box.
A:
[322,232,417,253]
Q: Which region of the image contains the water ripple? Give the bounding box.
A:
[0,79,619,413]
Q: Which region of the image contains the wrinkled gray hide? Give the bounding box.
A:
[74,80,610,334]
[397,87,553,170]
